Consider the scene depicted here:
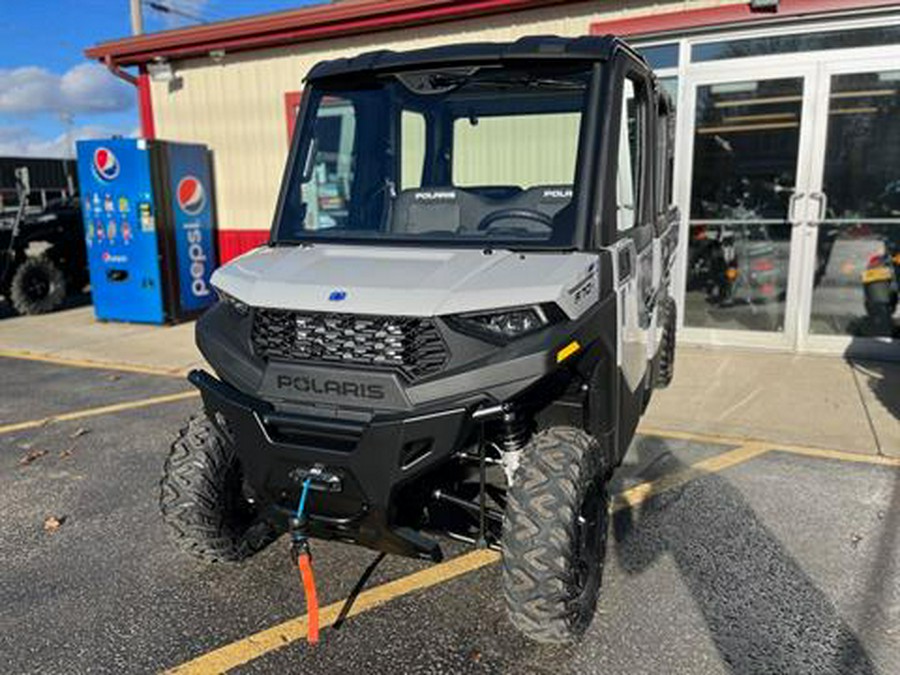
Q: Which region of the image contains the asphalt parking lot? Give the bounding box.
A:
[1,354,898,675]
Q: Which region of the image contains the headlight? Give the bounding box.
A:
[450,304,560,343]
[214,286,249,316]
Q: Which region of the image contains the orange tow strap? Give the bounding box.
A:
[297,551,320,644]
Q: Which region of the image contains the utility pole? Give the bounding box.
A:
[130,0,143,35]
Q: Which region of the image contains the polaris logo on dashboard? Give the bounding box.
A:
[414,190,456,201]
[542,188,572,199]
[276,375,385,400]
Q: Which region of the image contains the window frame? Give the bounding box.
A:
[612,62,655,241]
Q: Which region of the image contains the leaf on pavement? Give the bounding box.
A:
[43,515,66,533]
[19,449,48,466]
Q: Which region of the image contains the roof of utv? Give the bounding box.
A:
[306,34,642,82]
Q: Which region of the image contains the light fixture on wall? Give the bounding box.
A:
[147,59,174,82]
[749,0,779,12]
[209,49,226,64]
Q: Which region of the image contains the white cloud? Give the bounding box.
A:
[0,124,138,159]
[0,63,133,116]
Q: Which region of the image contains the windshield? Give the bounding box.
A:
[275,63,595,249]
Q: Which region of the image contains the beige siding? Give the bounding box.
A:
[453,113,581,188]
[150,0,744,231]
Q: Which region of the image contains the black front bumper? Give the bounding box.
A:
[190,369,483,561]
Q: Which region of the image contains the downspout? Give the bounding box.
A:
[103,55,137,85]
[103,55,156,140]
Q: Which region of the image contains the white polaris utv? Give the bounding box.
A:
[160,35,679,644]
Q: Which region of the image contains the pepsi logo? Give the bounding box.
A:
[93,147,120,181]
[177,176,206,216]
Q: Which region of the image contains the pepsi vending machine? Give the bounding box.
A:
[75,138,217,324]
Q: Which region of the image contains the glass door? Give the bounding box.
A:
[799,58,900,353]
[680,66,818,347]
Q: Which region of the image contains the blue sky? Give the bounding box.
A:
[0,0,324,158]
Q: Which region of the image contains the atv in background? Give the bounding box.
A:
[0,168,88,315]
[861,241,899,337]
[161,36,679,645]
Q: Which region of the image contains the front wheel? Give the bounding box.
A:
[160,411,277,563]
[9,256,66,315]
[502,427,610,644]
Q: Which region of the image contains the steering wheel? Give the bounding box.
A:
[477,208,553,231]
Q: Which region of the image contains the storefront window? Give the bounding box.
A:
[637,43,679,70]
[692,24,900,62]
[810,71,900,338]
[686,77,803,332]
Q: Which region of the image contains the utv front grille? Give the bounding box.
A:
[252,309,448,381]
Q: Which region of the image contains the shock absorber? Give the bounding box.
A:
[499,408,529,452]
[498,407,529,483]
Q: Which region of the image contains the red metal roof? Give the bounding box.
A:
[85,0,581,66]
[591,0,900,37]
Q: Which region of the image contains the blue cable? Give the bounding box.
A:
[296,476,312,519]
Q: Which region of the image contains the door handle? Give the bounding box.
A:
[616,240,637,284]
[809,192,828,222]
[788,192,805,224]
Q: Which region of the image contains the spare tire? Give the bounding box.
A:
[9,256,66,315]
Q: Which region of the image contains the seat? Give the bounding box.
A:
[519,185,574,220]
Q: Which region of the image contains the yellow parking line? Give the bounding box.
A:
[165,549,501,675]
[638,424,756,448]
[614,443,770,511]
[164,442,768,674]
[771,444,900,468]
[0,390,199,435]
[0,348,186,378]
[639,425,900,468]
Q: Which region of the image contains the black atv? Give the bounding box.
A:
[160,35,679,644]
[0,170,88,315]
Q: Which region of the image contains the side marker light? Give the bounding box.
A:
[557,340,581,363]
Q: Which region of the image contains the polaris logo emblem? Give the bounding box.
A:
[93,147,120,182]
[276,375,385,400]
[542,188,572,199]
[414,190,456,201]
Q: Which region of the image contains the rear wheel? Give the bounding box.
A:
[9,256,66,315]
[160,411,277,563]
[502,427,609,644]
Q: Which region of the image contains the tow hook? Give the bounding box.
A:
[289,475,319,644]
[289,463,343,493]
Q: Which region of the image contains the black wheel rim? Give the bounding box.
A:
[573,480,604,596]
[24,269,50,300]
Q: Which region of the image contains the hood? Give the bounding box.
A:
[212,244,598,319]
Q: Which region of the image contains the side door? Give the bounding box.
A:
[609,67,656,455]
[649,90,679,362]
